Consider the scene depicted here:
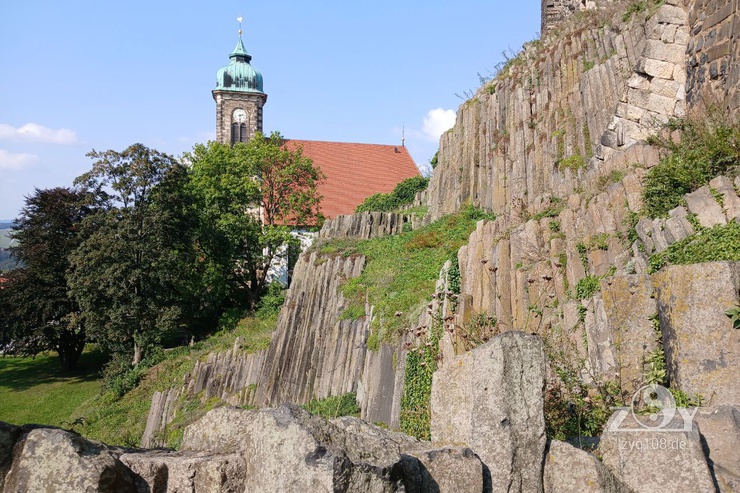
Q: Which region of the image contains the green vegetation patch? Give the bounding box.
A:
[643,110,740,218]
[0,348,105,427]
[622,0,664,22]
[355,176,429,213]
[648,221,740,273]
[558,154,586,173]
[544,344,620,442]
[303,392,360,419]
[400,323,441,441]
[326,205,494,342]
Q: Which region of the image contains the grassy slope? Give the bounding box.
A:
[75,314,276,447]
[0,349,106,427]
[321,205,493,345]
[0,314,275,447]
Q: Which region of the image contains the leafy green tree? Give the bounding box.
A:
[355,176,428,213]
[250,132,324,227]
[186,132,324,309]
[69,144,194,365]
[186,140,262,314]
[0,188,94,370]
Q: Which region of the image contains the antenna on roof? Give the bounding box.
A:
[402,125,406,147]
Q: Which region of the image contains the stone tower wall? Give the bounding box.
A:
[686,0,740,112]
[213,91,266,144]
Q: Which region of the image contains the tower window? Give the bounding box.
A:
[231,122,249,144]
[231,123,239,145]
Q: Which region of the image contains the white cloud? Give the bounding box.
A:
[0,150,37,170]
[422,108,456,142]
[0,123,78,145]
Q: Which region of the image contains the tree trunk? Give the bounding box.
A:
[132,342,143,366]
[57,329,86,371]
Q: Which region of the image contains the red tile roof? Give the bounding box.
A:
[284,140,420,220]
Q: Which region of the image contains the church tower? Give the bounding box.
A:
[213,22,267,145]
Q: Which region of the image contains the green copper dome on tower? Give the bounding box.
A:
[215,36,264,93]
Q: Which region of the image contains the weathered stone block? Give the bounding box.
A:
[643,39,689,64]
[599,275,658,394]
[684,185,727,227]
[0,422,22,491]
[654,4,689,25]
[402,448,486,493]
[184,406,401,492]
[544,440,630,493]
[636,58,676,79]
[652,262,740,406]
[3,428,137,493]
[710,175,740,221]
[431,332,546,493]
[120,450,246,493]
[649,78,682,98]
[695,405,740,492]
[600,411,716,493]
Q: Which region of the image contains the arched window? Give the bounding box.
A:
[231,123,239,145]
[240,123,247,142]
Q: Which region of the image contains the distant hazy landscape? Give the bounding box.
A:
[0,221,17,270]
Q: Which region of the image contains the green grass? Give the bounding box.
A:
[74,313,276,447]
[0,348,106,427]
[321,205,494,344]
[0,281,278,448]
[303,393,360,419]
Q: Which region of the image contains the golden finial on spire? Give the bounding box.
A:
[237,16,243,37]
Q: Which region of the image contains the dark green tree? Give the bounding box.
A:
[69,144,194,365]
[0,187,94,370]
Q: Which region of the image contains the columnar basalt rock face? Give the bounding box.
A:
[429,1,689,224]
[256,251,370,407]
[652,262,740,407]
[319,211,427,240]
[431,332,547,493]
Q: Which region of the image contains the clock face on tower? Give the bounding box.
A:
[233,108,247,124]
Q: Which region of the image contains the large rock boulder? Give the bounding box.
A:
[120,450,246,493]
[695,405,740,492]
[3,427,137,493]
[182,404,486,492]
[543,440,631,493]
[600,409,716,492]
[430,331,547,493]
[0,422,22,491]
[652,262,740,406]
[400,448,486,493]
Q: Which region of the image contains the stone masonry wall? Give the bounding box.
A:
[686,0,740,111]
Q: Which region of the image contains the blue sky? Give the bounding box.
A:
[0,0,540,220]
